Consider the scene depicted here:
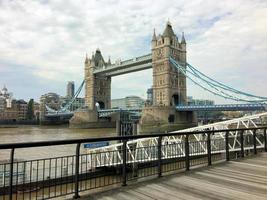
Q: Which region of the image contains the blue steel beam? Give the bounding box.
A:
[45,103,266,118]
[176,104,267,111]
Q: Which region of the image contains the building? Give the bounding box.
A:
[111,96,145,109]
[0,86,17,121]
[0,99,35,122]
[187,96,223,122]
[66,81,75,98]
[13,100,28,121]
[0,85,13,110]
[61,97,85,111]
[0,96,5,111]
[0,86,39,123]
[0,106,17,121]
[40,92,85,114]
[40,92,62,111]
[187,96,214,106]
[34,102,40,119]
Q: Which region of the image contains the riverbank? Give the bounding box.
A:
[0,125,19,128]
[0,120,39,126]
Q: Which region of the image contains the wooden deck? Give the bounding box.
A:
[87,153,267,200]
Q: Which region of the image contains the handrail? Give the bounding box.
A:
[0,126,266,150]
[1,126,267,199]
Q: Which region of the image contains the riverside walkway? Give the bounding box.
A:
[88,153,267,200]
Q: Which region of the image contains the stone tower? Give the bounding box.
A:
[140,22,196,133]
[152,22,187,106]
[84,49,111,110]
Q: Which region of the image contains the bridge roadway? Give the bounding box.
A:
[44,103,267,117]
[85,153,267,200]
[93,54,152,77]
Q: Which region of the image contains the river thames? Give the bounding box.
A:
[0,126,116,161]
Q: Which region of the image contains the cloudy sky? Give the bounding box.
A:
[0,0,267,103]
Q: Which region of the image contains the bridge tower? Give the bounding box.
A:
[70,49,114,128]
[84,49,111,110]
[152,21,187,106]
[140,22,196,133]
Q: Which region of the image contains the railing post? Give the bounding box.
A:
[253,129,257,155]
[240,130,244,158]
[158,136,162,177]
[207,132,211,166]
[185,134,190,171]
[116,120,121,136]
[73,143,81,199]
[122,140,127,186]
[9,148,15,200]
[264,128,267,152]
[225,131,230,161]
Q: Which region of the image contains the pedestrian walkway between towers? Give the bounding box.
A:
[82,153,267,200]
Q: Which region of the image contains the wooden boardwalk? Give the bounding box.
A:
[87,153,267,200]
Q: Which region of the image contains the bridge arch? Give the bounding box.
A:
[96,101,105,109]
[172,94,179,106]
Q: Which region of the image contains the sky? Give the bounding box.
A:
[0,0,267,104]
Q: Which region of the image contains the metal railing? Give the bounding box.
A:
[0,127,267,199]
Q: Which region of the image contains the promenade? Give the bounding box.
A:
[89,153,267,200]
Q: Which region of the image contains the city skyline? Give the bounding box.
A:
[0,0,267,103]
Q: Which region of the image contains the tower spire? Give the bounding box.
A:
[162,21,175,37]
[91,52,95,60]
[167,18,171,26]
[108,56,111,65]
[152,28,157,41]
[181,32,186,44]
[85,53,89,64]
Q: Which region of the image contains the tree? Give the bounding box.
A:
[26,99,34,120]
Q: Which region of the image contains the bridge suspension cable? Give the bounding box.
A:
[60,80,85,112]
[187,63,267,100]
[45,80,85,114]
[169,57,267,103]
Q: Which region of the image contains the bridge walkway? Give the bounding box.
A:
[87,153,267,200]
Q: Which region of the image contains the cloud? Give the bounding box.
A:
[0,0,266,103]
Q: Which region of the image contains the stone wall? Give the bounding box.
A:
[139,105,197,133]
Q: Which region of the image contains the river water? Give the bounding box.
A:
[0,126,116,161]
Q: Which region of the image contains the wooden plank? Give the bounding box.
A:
[146,183,206,200]
[134,185,174,200]
[87,153,267,200]
[190,170,267,197]
[170,176,267,200]
[124,190,155,200]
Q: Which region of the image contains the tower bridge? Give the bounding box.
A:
[69,21,195,132]
[41,21,267,130]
